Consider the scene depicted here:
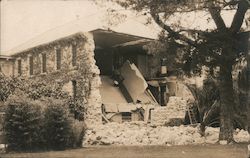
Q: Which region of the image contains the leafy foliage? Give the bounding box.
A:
[187,77,248,129]
[68,98,85,121]
[43,98,72,150]
[0,73,68,101]
[0,73,18,102]
[4,92,44,151]
[18,79,69,100]
[107,0,249,76]
[0,73,84,121]
[4,94,85,151]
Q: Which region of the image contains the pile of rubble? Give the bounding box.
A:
[83,122,249,146]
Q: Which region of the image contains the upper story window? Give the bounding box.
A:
[17,59,22,76]
[72,44,77,67]
[42,53,47,73]
[56,48,61,70]
[29,56,33,76]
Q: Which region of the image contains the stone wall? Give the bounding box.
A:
[151,97,187,126]
[11,32,102,128]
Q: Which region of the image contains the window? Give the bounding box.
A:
[56,48,61,70]
[121,112,132,122]
[29,56,33,76]
[72,44,77,66]
[42,53,46,73]
[17,59,22,76]
[72,80,77,100]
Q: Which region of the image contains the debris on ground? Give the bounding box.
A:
[83,122,250,146]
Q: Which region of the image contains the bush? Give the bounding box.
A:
[4,92,44,151]
[43,98,72,150]
[4,90,86,151]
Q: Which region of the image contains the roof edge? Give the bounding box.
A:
[90,28,155,40]
[0,55,14,60]
[11,32,87,57]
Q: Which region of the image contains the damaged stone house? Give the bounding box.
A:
[0,26,188,127]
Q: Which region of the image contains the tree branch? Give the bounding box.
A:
[230,0,250,33]
[149,9,197,47]
[207,2,227,31]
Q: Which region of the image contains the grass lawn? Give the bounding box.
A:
[0,144,249,158]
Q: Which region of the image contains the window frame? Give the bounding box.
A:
[41,53,47,73]
[17,58,22,76]
[29,55,34,76]
[72,44,77,67]
[55,48,62,70]
[72,80,77,100]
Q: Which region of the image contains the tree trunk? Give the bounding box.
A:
[218,64,234,142]
[247,36,250,133]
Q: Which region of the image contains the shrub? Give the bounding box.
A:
[4,92,43,151]
[43,98,72,150]
[4,87,86,151]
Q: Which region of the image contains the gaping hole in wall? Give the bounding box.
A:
[93,30,185,125]
[92,30,178,124]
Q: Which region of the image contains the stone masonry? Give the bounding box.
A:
[151,97,187,126]
[9,32,102,128]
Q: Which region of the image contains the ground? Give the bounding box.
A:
[0,144,249,158]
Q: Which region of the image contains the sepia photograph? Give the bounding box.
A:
[0,0,250,157]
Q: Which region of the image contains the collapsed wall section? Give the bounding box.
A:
[151,97,187,126]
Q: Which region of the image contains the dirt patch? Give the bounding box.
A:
[1,144,248,158]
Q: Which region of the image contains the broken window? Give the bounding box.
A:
[17,59,22,76]
[72,44,77,67]
[56,48,61,70]
[121,112,131,122]
[42,53,46,73]
[29,56,33,76]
